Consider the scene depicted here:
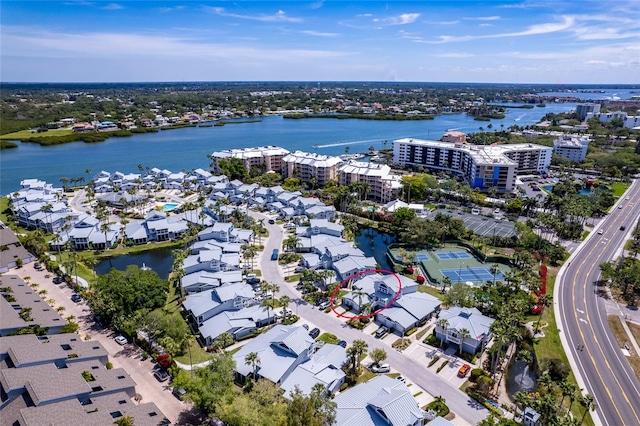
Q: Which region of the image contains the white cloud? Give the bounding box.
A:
[382,13,420,25]
[428,15,575,43]
[0,26,348,60]
[463,16,501,21]
[204,7,303,23]
[101,3,123,10]
[479,23,494,27]
[159,5,185,13]
[302,30,339,37]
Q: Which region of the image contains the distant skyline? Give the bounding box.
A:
[1,1,639,84]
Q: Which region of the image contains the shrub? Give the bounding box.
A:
[428,355,440,367]
[339,383,349,392]
[470,368,486,383]
[424,334,439,346]
[425,400,450,417]
[436,359,449,373]
[105,362,113,370]
[416,275,425,284]
[405,327,418,336]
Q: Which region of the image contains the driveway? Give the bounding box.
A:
[250,211,489,424]
[9,262,190,424]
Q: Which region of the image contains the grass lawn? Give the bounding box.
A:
[356,369,377,384]
[174,338,212,365]
[0,127,73,140]
[532,268,594,425]
[317,332,340,345]
[607,316,640,381]
[0,197,12,224]
[610,181,631,197]
[417,284,445,301]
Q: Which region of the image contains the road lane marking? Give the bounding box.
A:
[579,318,588,324]
[577,308,584,314]
[568,196,640,425]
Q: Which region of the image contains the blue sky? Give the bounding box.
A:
[1,1,638,83]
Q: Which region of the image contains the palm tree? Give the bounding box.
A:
[513,390,530,419]
[559,379,577,408]
[280,295,291,317]
[436,318,449,349]
[283,234,300,252]
[352,288,368,313]
[346,339,368,372]
[457,328,470,355]
[579,394,597,424]
[441,276,452,294]
[490,263,501,286]
[245,351,261,379]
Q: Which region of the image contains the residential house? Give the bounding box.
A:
[183,282,255,327]
[333,375,426,426]
[180,270,243,294]
[232,325,347,395]
[435,306,495,354]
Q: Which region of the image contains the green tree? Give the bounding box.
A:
[171,352,236,416]
[346,339,368,372]
[88,265,168,330]
[286,383,336,426]
[245,351,261,379]
[369,348,387,366]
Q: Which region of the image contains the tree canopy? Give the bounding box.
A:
[88,265,168,329]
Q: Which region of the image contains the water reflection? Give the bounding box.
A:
[95,248,174,279]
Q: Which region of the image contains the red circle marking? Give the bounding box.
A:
[329,269,402,320]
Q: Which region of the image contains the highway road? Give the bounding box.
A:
[557,179,640,426]
[251,211,489,425]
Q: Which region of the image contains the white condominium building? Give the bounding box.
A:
[282,151,343,186]
[392,138,552,192]
[210,146,290,174]
[553,135,590,163]
[339,161,403,202]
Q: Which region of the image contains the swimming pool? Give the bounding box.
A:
[162,203,179,212]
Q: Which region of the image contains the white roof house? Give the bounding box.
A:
[333,375,426,426]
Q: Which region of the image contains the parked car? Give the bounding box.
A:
[52,276,63,284]
[294,266,305,272]
[268,219,275,224]
[395,375,406,382]
[318,301,331,310]
[302,324,309,330]
[34,262,42,270]
[375,326,389,339]
[154,369,170,382]
[309,327,321,339]
[114,335,128,345]
[458,364,471,378]
[172,387,187,400]
[337,340,347,348]
[370,363,391,373]
[71,294,82,303]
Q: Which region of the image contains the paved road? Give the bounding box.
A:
[556,180,640,426]
[252,211,489,424]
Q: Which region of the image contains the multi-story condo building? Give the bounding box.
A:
[338,161,402,202]
[282,151,343,187]
[441,131,467,143]
[210,146,290,174]
[393,138,552,192]
[576,103,601,120]
[586,110,640,129]
[553,135,590,163]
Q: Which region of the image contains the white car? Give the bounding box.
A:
[597,229,604,235]
[114,335,128,345]
[370,363,391,373]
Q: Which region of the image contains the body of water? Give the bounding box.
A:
[506,359,539,398]
[354,228,396,271]
[94,247,174,279]
[537,88,638,101]
[1,103,577,194]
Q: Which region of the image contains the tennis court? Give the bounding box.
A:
[437,251,470,260]
[415,253,430,261]
[440,267,504,283]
